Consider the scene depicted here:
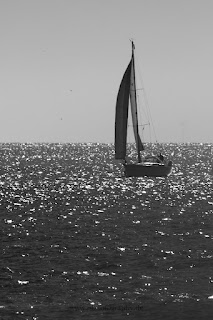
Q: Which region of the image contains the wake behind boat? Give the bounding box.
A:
[115,41,172,177]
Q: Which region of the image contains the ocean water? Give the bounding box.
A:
[0,142,213,320]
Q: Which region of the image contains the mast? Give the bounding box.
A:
[130,41,142,163]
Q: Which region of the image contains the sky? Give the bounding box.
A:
[0,0,213,143]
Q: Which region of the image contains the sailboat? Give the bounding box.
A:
[115,41,172,177]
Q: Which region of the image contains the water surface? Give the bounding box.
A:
[0,143,213,319]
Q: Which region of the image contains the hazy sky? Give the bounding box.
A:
[0,0,213,143]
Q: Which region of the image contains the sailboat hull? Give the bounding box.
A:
[124,162,172,177]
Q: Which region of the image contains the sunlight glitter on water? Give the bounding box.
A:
[0,143,213,318]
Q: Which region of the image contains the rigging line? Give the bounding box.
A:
[137,69,157,144]
[136,92,151,141]
[129,124,149,127]
[134,51,158,144]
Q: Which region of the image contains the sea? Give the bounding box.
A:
[0,142,213,320]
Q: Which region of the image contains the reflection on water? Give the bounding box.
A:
[0,142,213,318]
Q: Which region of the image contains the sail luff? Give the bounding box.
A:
[115,61,131,160]
[129,42,144,162]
